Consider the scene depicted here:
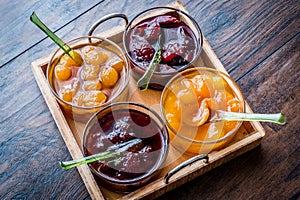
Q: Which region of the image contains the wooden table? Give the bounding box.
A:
[1,0,299,199]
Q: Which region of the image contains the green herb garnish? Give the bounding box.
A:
[137,35,163,90]
[59,138,142,170]
[213,111,286,125]
[137,48,162,90]
[30,12,82,65]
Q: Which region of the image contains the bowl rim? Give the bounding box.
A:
[81,102,169,184]
[160,67,246,144]
[122,6,203,75]
[46,36,130,111]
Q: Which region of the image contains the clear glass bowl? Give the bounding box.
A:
[160,67,245,155]
[82,102,169,193]
[123,7,203,90]
[47,36,130,122]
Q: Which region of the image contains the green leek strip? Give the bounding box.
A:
[214,111,286,125]
[137,48,162,90]
[59,139,142,170]
[137,34,163,90]
[30,12,74,60]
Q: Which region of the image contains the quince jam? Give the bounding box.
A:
[126,12,197,72]
[84,109,164,180]
[53,45,125,107]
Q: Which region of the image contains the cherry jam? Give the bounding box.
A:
[126,12,197,73]
[84,109,165,181]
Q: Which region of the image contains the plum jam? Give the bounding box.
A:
[125,12,197,73]
[84,109,165,181]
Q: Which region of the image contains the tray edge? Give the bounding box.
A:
[29,1,266,199]
[31,58,105,200]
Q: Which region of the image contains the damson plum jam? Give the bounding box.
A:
[126,12,197,73]
[84,109,165,181]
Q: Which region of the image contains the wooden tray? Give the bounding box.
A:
[31,2,265,199]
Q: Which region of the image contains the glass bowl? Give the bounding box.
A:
[47,36,130,122]
[160,67,245,155]
[82,102,169,193]
[123,7,203,90]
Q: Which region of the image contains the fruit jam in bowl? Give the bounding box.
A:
[161,67,245,155]
[82,102,169,193]
[123,7,203,90]
[47,36,130,122]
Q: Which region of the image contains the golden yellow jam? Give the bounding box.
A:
[162,68,244,154]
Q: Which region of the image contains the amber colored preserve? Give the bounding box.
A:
[47,37,129,121]
[161,67,245,154]
[53,46,123,106]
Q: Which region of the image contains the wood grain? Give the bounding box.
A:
[158,22,300,200]
[0,0,299,199]
[183,0,300,80]
[0,0,107,67]
[30,15,265,198]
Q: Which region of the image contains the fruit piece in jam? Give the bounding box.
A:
[126,12,197,73]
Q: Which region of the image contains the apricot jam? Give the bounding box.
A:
[162,68,244,154]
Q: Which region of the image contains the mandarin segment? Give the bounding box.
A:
[182,100,210,126]
[227,98,241,112]
[225,91,241,112]
[169,79,197,105]
[190,75,210,99]
[73,91,107,107]
[73,91,85,106]
[164,91,182,131]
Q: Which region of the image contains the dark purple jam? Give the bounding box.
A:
[126,12,197,72]
[84,109,164,181]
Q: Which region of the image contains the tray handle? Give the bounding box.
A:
[164,154,209,184]
[88,13,129,36]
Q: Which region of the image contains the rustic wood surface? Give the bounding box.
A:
[0,0,299,199]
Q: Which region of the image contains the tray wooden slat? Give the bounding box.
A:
[31,2,265,199]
